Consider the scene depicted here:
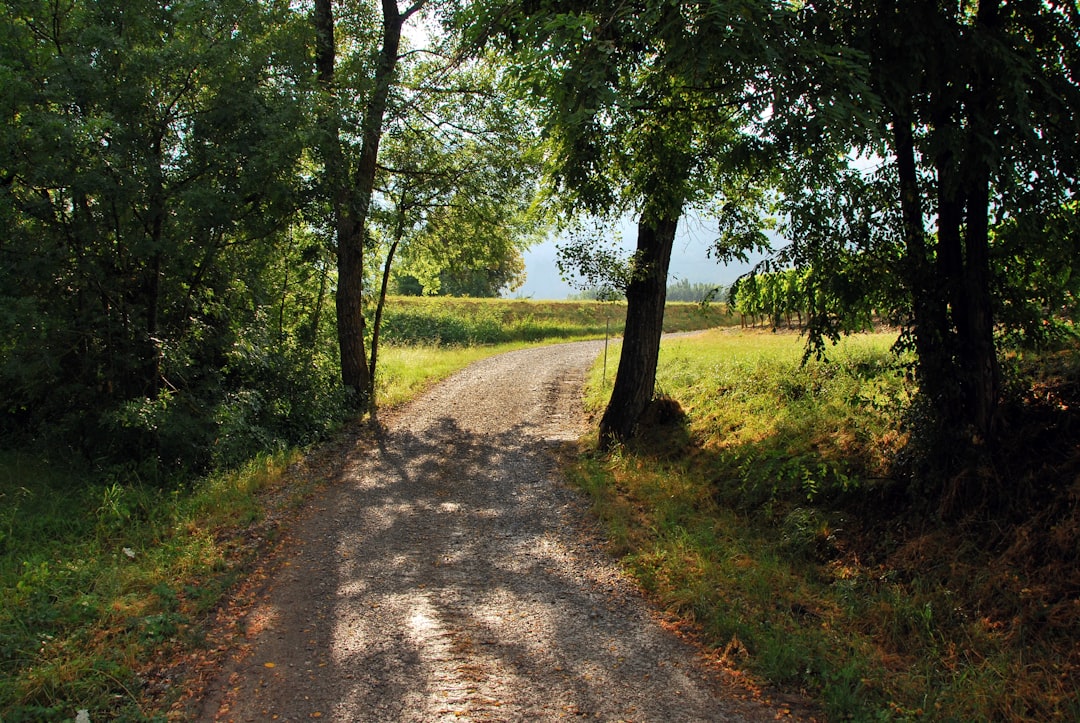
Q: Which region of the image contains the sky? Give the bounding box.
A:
[510,213,769,300]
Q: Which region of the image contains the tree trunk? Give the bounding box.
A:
[316,0,421,409]
[894,114,951,410]
[314,0,371,404]
[141,135,166,397]
[369,235,401,406]
[335,215,369,401]
[955,175,998,440]
[954,0,1001,441]
[598,213,679,449]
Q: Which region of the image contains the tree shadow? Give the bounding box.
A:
[208,412,757,720]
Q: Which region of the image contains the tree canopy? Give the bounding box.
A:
[0,0,548,470]
[469,0,782,445]
[2,0,1078,493]
[758,0,1080,486]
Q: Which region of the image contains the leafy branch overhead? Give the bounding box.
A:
[1,0,1078,488]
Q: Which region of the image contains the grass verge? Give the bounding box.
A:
[0,448,302,721]
[571,328,1079,720]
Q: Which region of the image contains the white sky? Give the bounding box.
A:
[512,213,769,300]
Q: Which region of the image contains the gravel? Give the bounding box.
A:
[193,340,790,722]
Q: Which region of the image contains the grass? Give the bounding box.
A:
[570,328,1080,720]
[0,448,301,721]
[14,296,1073,720]
[0,296,738,721]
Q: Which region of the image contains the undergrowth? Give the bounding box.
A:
[572,328,1080,720]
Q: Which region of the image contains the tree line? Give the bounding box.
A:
[570,279,724,304]
[0,0,543,475]
[3,0,1079,506]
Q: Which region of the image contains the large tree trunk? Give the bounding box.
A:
[598,213,679,449]
[893,114,951,413]
[954,0,1001,441]
[335,216,369,402]
[957,171,999,440]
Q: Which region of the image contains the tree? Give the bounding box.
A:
[377,60,546,300]
[365,57,549,398]
[766,0,1080,485]
[468,0,779,447]
[314,0,425,410]
[666,279,725,304]
[0,0,313,468]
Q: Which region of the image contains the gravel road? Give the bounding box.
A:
[195,340,789,722]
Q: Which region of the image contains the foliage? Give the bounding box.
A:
[571,278,727,304]
[0,0,340,476]
[465,0,785,446]
[760,0,1080,464]
[374,58,549,300]
[731,269,805,329]
[992,200,1080,349]
[666,279,726,304]
[554,222,636,301]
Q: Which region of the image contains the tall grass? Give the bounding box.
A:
[572,328,1079,720]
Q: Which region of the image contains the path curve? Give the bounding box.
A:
[196,341,783,722]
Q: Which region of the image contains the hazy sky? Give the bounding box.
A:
[512,213,768,300]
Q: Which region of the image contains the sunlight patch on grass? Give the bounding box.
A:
[374,343,526,409]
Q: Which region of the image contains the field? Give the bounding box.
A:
[376,295,736,347]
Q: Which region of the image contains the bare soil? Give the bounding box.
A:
[188,341,793,722]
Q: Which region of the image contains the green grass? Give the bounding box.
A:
[572,328,1079,720]
[374,342,532,408]
[0,448,301,721]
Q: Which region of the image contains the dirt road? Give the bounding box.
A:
[194,341,786,722]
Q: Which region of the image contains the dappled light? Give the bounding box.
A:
[197,341,778,720]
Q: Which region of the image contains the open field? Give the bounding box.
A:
[377,295,737,346]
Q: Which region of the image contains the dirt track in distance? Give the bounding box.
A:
[192,340,798,722]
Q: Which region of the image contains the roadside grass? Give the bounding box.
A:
[0,345,506,721]
[374,343,518,410]
[0,347,518,722]
[0,296,736,720]
[572,328,1080,720]
[0,448,302,721]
